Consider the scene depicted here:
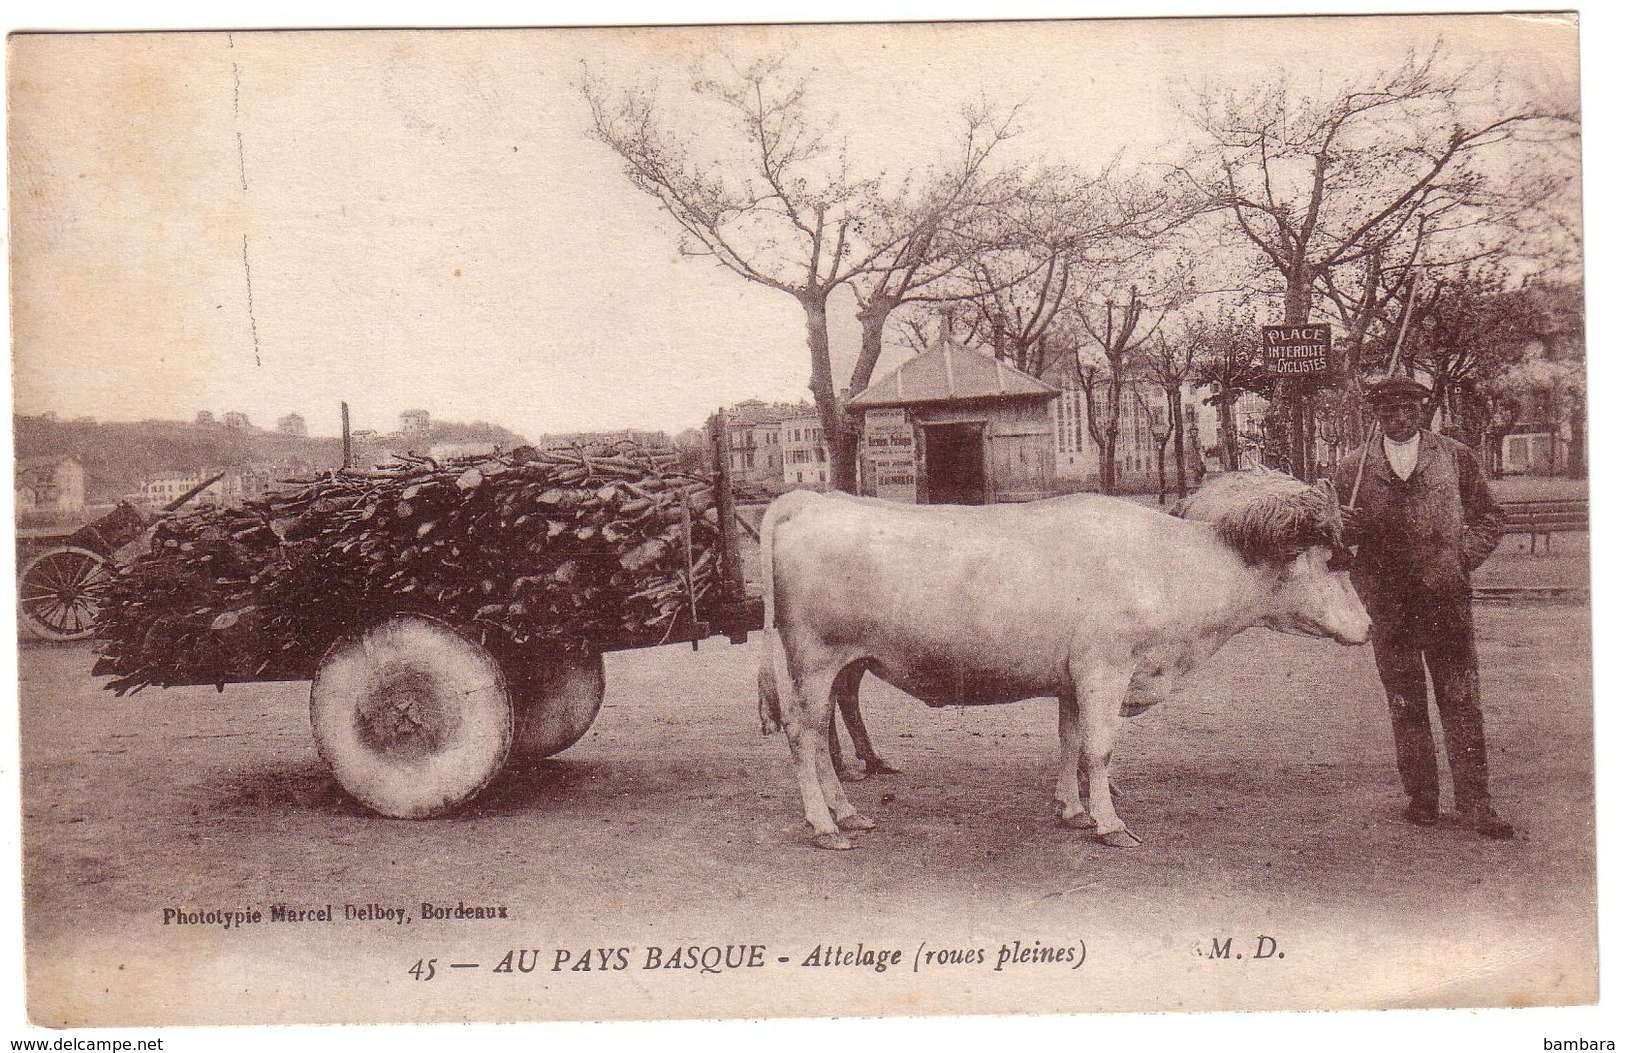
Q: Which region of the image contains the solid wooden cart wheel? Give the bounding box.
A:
[508,654,606,758]
[18,546,112,642]
[310,615,513,819]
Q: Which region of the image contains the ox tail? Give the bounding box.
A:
[756,495,788,735]
[755,490,818,735]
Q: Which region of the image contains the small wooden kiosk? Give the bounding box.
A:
[849,342,1060,505]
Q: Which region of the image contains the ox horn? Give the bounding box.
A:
[1317,478,1355,559]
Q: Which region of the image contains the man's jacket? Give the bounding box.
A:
[1332,430,1505,598]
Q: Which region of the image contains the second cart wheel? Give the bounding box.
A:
[509,654,606,758]
[310,615,512,819]
[18,546,111,641]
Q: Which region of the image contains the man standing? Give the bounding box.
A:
[1333,376,1514,839]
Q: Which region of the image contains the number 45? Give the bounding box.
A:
[409,958,437,982]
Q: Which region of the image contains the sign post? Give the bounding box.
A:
[1262,324,1333,379]
[1262,324,1334,479]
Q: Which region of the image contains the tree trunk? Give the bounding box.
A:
[852,294,898,398]
[801,293,858,493]
[1168,385,1188,498]
[1153,436,1169,504]
[1567,397,1587,479]
[1303,389,1318,480]
[1102,426,1119,494]
[1082,376,1108,493]
[1547,384,1563,477]
[1271,277,1313,479]
[1102,371,1126,494]
[1216,393,1239,472]
[1485,425,1507,477]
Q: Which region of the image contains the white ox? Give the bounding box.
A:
[756,471,1371,850]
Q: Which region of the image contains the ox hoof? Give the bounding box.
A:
[1097,829,1143,849]
[836,766,870,784]
[814,832,855,851]
[865,759,902,776]
[836,812,876,832]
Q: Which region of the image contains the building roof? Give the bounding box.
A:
[17,454,81,471]
[726,400,814,427]
[849,343,1059,409]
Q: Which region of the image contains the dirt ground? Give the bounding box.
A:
[18,602,1596,1026]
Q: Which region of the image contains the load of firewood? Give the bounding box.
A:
[92,445,723,694]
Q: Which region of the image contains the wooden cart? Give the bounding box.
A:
[133,421,766,820]
[17,476,224,641]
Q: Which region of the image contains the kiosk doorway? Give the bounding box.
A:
[922,422,987,505]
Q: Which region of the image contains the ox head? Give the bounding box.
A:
[1174,470,1370,645]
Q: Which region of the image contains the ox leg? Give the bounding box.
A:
[1076,661,1140,848]
[1056,689,1129,829]
[1054,685,1094,830]
[818,666,877,831]
[786,667,870,850]
[835,664,899,779]
[815,740,876,835]
[828,711,861,782]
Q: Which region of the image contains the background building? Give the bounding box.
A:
[15,454,86,520]
[136,466,282,510]
[723,400,809,491]
[849,340,1059,504]
[779,413,829,489]
[429,441,501,461]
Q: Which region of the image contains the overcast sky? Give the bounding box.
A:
[8,14,1579,438]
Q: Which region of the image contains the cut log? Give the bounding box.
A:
[309,615,512,818]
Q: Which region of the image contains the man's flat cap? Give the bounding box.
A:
[1364,375,1432,402]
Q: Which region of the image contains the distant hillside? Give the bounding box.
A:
[13,416,530,503]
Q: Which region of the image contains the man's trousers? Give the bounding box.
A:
[1363,584,1493,810]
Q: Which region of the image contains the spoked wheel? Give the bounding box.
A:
[18,546,112,641]
[310,614,513,819]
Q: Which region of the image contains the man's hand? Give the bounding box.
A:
[1339,505,1366,543]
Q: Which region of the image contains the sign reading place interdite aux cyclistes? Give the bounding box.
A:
[1262,324,1334,377]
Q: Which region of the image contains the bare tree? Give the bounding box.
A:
[950,182,1089,378]
[1187,304,1271,472]
[846,102,1027,394]
[1178,42,1575,477]
[948,167,1185,381]
[1141,330,1201,500]
[584,57,899,491]
[1423,274,1585,475]
[1076,281,1179,494]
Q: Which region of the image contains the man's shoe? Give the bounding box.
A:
[1464,806,1515,840]
[1403,797,1439,826]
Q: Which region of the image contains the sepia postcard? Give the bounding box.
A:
[5,10,1599,1040]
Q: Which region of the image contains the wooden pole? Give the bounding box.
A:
[341,402,353,470]
[710,410,744,606]
[1346,274,1424,510]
